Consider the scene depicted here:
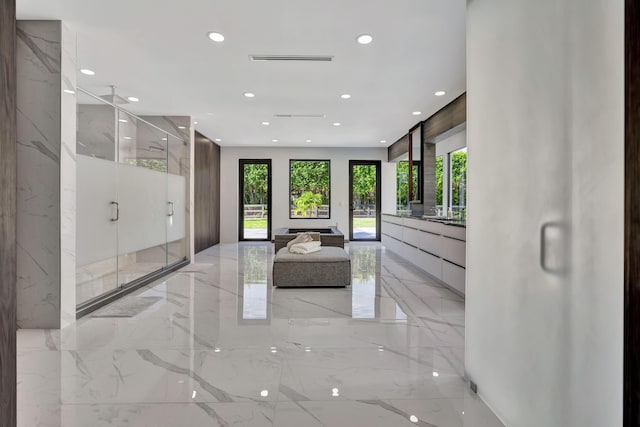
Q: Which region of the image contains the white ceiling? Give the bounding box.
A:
[16,0,466,148]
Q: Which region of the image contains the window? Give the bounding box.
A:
[396,161,421,212]
[449,147,467,217]
[289,160,331,218]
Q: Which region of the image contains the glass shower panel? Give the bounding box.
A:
[166,133,188,266]
[116,111,169,285]
[75,90,119,304]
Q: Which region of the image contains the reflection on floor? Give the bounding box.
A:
[244,229,269,240]
[17,242,503,427]
[352,226,377,240]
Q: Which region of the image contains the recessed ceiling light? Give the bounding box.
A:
[412,111,422,115]
[262,121,270,126]
[162,137,168,141]
[435,90,446,96]
[409,415,419,423]
[333,122,341,126]
[432,371,439,377]
[63,89,75,94]
[207,32,225,42]
[306,139,312,143]
[215,138,221,142]
[127,96,139,102]
[194,121,198,125]
[119,119,128,123]
[243,92,255,98]
[272,139,278,143]
[380,140,387,144]
[357,34,373,45]
[178,126,186,129]
[123,136,132,140]
[340,94,351,99]
[80,68,95,76]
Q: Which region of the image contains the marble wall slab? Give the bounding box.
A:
[16,20,76,329]
[422,142,436,213]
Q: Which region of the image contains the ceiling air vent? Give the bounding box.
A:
[249,55,334,62]
[274,114,327,118]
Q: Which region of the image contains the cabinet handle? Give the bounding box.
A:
[168,201,174,217]
[110,201,119,222]
[540,221,563,273]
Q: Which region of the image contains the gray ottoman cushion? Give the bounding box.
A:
[273,246,351,287]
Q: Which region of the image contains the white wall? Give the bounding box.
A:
[565,0,623,424]
[381,162,397,214]
[435,127,466,157]
[220,147,390,243]
[466,0,623,426]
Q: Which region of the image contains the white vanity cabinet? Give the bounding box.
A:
[381,214,466,295]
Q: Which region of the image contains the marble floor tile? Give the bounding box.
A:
[278,346,466,401]
[272,395,495,427]
[17,242,503,427]
[19,402,275,427]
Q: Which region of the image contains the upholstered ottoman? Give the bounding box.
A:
[272,246,351,287]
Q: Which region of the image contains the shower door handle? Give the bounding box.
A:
[167,201,175,217]
[110,201,119,222]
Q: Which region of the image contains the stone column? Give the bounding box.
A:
[422,142,436,214]
[16,20,76,329]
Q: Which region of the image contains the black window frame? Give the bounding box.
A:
[289,159,331,220]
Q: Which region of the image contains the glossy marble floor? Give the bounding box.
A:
[17,242,503,427]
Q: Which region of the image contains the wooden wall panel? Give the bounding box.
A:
[625,0,640,424]
[194,132,220,252]
[422,93,466,142]
[387,133,410,161]
[0,0,17,424]
[387,94,466,161]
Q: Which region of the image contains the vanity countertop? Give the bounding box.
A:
[382,213,466,228]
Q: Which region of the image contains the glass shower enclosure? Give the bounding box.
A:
[75,89,189,308]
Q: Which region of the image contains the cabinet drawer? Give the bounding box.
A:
[415,249,442,280]
[418,230,441,256]
[382,222,403,240]
[401,242,417,263]
[403,217,425,230]
[442,260,465,294]
[403,227,421,247]
[382,233,402,255]
[440,224,466,241]
[441,236,466,267]
[382,214,404,225]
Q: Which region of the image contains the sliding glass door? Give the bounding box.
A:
[349,160,381,241]
[239,159,272,241]
[76,89,188,307]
